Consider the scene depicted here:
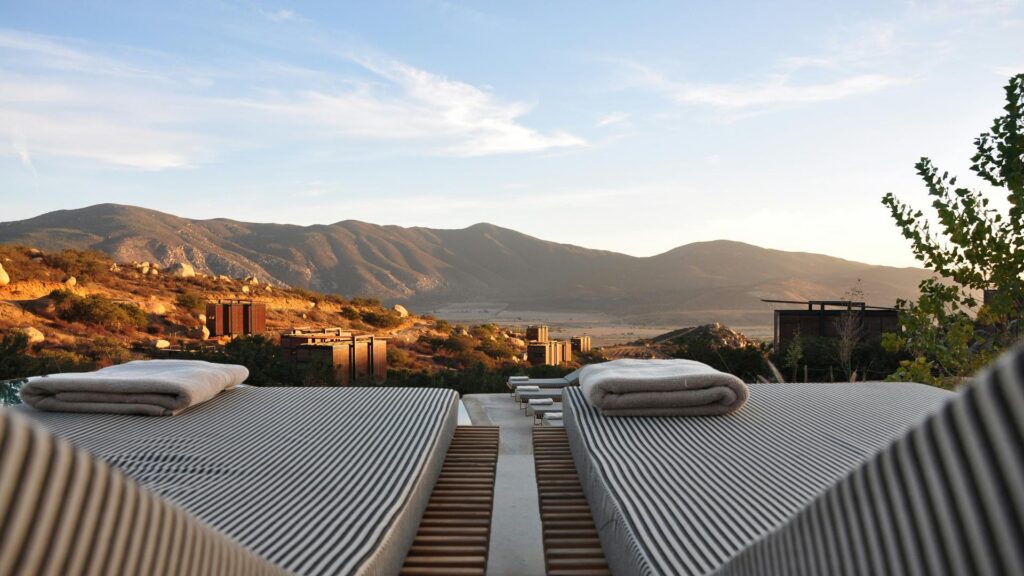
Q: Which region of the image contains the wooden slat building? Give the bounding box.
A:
[205,300,267,337]
[280,328,387,384]
[762,299,899,350]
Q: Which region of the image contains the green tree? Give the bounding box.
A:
[882,73,1024,384]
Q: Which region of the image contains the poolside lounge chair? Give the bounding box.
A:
[559,346,1024,575]
[6,387,471,576]
[506,368,581,394]
[516,388,563,407]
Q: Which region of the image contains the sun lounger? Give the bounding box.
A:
[541,412,563,427]
[0,409,286,576]
[506,368,582,394]
[516,389,563,407]
[563,381,956,575]
[12,387,461,576]
[562,345,1024,576]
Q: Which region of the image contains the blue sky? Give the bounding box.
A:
[2,1,1022,266]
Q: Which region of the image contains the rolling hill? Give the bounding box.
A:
[0,204,931,326]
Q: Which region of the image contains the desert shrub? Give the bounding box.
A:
[387,346,415,368]
[191,335,302,386]
[175,291,205,313]
[479,339,515,360]
[0,332,41,382]
[433,319,452,333]
[672,339,771,383]
[340,306,361,321]
[361,310,403,329]
[50,290,148,332]
[441,334,475,353]
[351,297,381,307]
[45,249,111,283]
[78,337,135,367]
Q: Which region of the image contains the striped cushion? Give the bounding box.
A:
[716,347,1024,576]
[15,386,458,575]
[564,381,954,576]
[0,409,286,576]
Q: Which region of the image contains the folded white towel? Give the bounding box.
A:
[580,359,748,417]
[517,385,540,392]
[529,398,554,406]
[543,412,563,420]
[21,360,248,416]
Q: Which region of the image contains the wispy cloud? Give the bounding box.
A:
[595,112,630,128]
[240,54,585,156]
[0,26,582,169]
[259,8,299,23]
[10,129,36,176]
[665,74,903,109]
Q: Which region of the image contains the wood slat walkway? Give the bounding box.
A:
[533,427,611,576]
[401,426,500,576]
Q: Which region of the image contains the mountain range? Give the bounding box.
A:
[0,204,931,326]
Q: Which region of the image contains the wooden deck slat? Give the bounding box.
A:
[400,426,499,576]
[533,427,610,576]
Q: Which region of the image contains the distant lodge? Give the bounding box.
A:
[206,299,267,337]
[763,300,899,350]
[524,325,591,366]
[281,328,387,385]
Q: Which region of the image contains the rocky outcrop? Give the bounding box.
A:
[169,262,196,278]
[152,339,171,349]
[64,276,77,287]
[0,263,9,286]
[19,326,45,344]
[393,304,409,318]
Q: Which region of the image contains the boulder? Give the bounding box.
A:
[393,304,409,318]
[0,263,9,286]
[148,268,159,276]
[217,275,231,282]
[152,339,171,349]
[200,325,211,341]
[244,276,259,285]
[64,276,77,287]
[19,327,45,344]
[148,301,167,315]
[198,313,207,323]
[109,263,120,272]
[169,262,196,278]
[26,248,42,257]
[264,286,272,293]
[241,285,250,294]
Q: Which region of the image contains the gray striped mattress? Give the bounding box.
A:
[16,386,459,576]
[563,382,954,576]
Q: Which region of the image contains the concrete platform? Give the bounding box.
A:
[462,393,546,576]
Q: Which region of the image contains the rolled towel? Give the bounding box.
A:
[529,398,554,406]
[580,359,748,417]
[516,385,540,392]
[21,360,248,416]
[543,412,563,420]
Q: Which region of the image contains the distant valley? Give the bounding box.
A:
[0,204,931,330]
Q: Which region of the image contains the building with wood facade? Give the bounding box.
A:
[526,325,550,343]
[527,340,572,366]
[762,300,899,350]
[571,336,592,353]
[280,328,387,384]
[205,300,266,337]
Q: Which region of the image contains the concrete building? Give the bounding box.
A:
[280,328,387,384]
[205,300,266,337]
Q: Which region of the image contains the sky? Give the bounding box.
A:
[1,1,1022,267]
